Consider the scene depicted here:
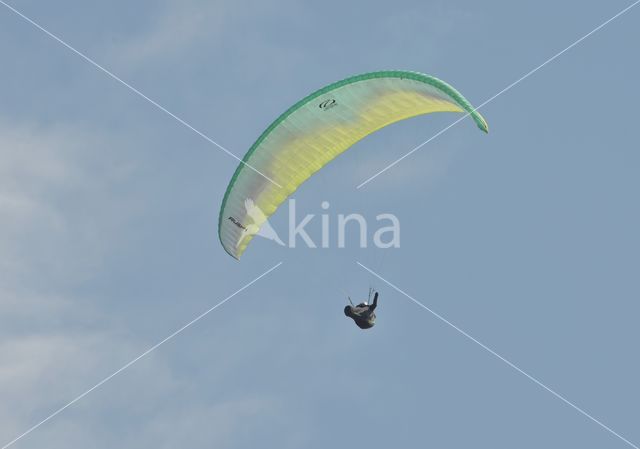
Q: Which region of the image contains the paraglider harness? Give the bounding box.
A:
[344,288,379,329]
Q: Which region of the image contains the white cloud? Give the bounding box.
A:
[0,118,139,446]
[103,0,272,69]
[0,323,283,449]
[107,2,215,66]
[0,118,136,285]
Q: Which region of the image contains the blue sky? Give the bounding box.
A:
[1,0,639,448]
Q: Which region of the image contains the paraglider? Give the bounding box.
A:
[218,70,488,260]
[344,289,379,330]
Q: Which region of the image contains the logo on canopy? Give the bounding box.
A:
[319,99,337,110]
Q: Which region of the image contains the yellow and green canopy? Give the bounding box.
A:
[219,70,488,259]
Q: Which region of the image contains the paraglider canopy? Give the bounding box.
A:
[219,70,488,259]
